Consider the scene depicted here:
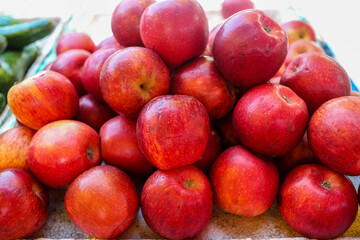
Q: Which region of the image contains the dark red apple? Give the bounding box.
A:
[281,20,316,45]
[308,96,360,176]
[56,32,95,55]
[137,95,210,170]
[213,9,288,88]
[233,83,309,157]
[94,35,122,51]
[140,0,209,68]
[28,120,101,188]
[50,49,90,96]
[100,115,156,176]
[0,169,49,239]
[171,56,236,119]
[284,39,324,66]
[100,47,170,118]
[65,165,139,238]
[216,111,241,148]
[141,165,213,239]
[280,52,351,114]
[221,0,254,19]
[75,94,117,132]
[204,23,222,57]
[278,164,358,239]
[210,145,279,217]
[111,0,154,46]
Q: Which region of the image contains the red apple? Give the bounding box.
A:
[50,49,90,96]
[233,83,309,156]
[194,126,222,173]
[56,32,95,55]
[268,76,281,84]
[0,126,36,171]
[171,57,236,119]
[285,39,324,66]
[65,165,139,238]
[100,47,170,118]
[351,90,360,97]
[210,145,279,217]
[94,35,122,51]
[204,23,222,57]
[137,95,210,170]
[81,46,122,103]
[280,52,351,114]
[278,164,358,239]
[7,70,79,130]
[141,165,213,239]
[140,0,209,68]
[100,115,156,176]
[213,9,288,88]
[111,0,154,46]
[221,0,254,19]
[216,111,241,148]
[308,96,360,176]
[28,120,101,188]
[0,169,49,239]
[75,94,117,132]
[281,20,316,45]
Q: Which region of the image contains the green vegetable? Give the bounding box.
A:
[0,18,55,49]
[0,15,21,26]
[0,93,5,112]
[0,35,6,54]
[0,43,39,96]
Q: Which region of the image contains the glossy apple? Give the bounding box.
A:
[221,0,254,19]
[141,165,213,239]
[280,52,351,114]
[50,49,90,96]
[111,0,154,46]
[171,57,236,119]
[56,32,95,55]
[100,47,170,118]
[28,120,101,188]
[213,9,288,88]
[284,39,324,66]
[7,70,79,130]
[204,23,222,57]
[0,126,36,171]
[100,115,156,176]
[308,96,360,176]
[233,83,309,156]
[0,169,49,239]
[210,145,279,217]
[140,0,208,68]
[94,35,122,51]
[75,94,117,132]
[281,20,316,45]
[278,164,358,239]
[137,95,210,170]
[65,165,139,238]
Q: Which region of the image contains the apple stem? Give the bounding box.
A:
[321,180,331,189]
[87,148,94,160]
[282,95,291,103]
[264,26,271,33]
[184,179,195,188]
[292,66,298,72]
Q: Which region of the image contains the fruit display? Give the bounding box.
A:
[1,0,360,239]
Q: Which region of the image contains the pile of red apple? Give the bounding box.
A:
[1,0,360,239]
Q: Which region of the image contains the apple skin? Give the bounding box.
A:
[0,169,49,240]
[100,115,156,176]
[75,94,117,132]
[284,39,324,66]
[111,0,154,46]
[280,52,351,115]
[233,83,309,157]
[210,145,279,217]
[50,49,90,96]
[278,164,358,239]
[194,126,222,173]
[204,23,222,57]
[56,32,95,55]
[141,165,213,239]
[281,20,316,45]
[137,95,210,170]
[171,56,237,119]
[7,70,79,130]
[0,126,36,171]
[308,96,360,176]
[215,111,241,148]
[65,165,139,238]
[351,90,360,97]
[28,120,101,188]
[221,0,254,19]
[140,0,209,68]
[94,35,123,51]
[81,46,122,103]
[213,9,288,88]
[100,47,170,118]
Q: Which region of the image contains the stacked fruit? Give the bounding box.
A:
[1,0,359,239]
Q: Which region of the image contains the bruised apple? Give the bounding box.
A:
[56,32,95,55]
